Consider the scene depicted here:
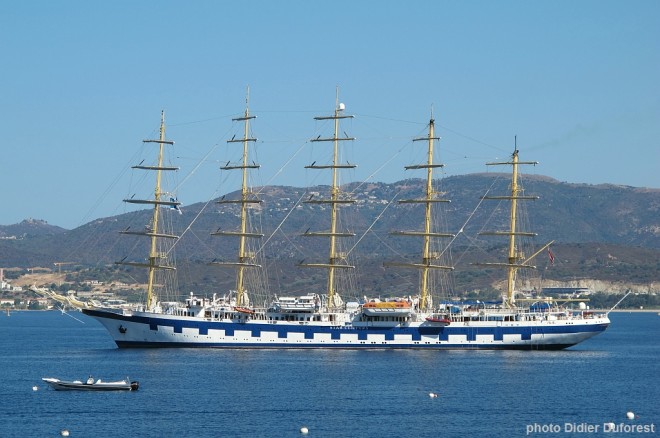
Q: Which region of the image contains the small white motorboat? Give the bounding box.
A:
[42,376,139,391]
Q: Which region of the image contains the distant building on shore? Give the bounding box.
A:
[542,287,592,296]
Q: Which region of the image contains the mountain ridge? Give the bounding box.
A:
[1,174,658,295]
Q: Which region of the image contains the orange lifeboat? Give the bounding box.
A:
[362,300,412,316]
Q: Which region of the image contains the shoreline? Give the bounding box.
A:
[606,308,660,313]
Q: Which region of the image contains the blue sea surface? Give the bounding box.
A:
[0,311,658,437]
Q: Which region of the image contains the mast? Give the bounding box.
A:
[385,113,454,311]
[209,89,263,307]
[117,111,180,310]
[477,143,538,307]
[299,90,356,309]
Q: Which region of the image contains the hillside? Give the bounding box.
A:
[0,218,66,239]
[1,174,658,296]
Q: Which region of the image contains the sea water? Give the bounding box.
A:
[0,311,658,437]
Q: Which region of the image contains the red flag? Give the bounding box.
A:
[548,249,555,265]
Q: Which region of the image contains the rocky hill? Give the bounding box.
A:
[0,218,66,239]
[1,174,658,295]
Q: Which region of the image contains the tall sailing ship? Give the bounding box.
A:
[81,100,610,349]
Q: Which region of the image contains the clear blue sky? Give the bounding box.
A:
[2,1,658,229]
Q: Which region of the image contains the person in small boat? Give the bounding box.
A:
[86,376,94,385]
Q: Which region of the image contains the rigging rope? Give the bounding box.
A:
[348,140,409,196]
[346,190,400,257]
[450,175,502,265]
[255,190,308,257]
[255,140,309,194]
[172,141,223,195]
